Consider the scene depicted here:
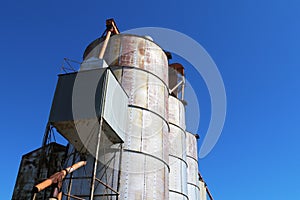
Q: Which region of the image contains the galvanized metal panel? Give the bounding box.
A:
[169,124,188,199]
[125,107,143,151]
[162,118,170,164]
[187,183,200,200]
[168,88,188,199]
[80,58,108,70]
[112,68,168,120]
[103,70,128,142]
[169,124,186,160]
[118,151,169,200]
[125,107,168,163]
[186,157,199,186]
[169,192,189,200]
[186,133,199,188]
[144,155,169,200]
[50,68,127,152]
[126,68,148,107]
[52,119,99,154]
[169,156,188,197]
[186,131,198,161]
[118,152,145,199]
[49,68,106,122]
[169,96,186,129]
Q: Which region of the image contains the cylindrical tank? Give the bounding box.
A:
[168,96,188,200]
[83,34,170,200]
[186,131,200,200]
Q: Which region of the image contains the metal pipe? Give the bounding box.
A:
[32,161,87,195]
[63,193,85,200]
[170,80,184,94]
[31,192,37,200]
[89,118,103,200]
[181,76,185,100]
[98,30,112,59]
[65,161,87,174]
[95,177,119,194]
[42,123,51,147]
[57,191,62,200]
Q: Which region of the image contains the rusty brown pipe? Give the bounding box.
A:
[98,19,119,59]
[98,30,112,59]
[32,161,87,194]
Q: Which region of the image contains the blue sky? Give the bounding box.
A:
[1,0,300,199]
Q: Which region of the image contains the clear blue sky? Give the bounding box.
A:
[1,0,300,199]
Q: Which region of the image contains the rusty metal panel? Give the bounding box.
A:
[169,96,186,129]
[142,38,168,85]
[84,34,169,86]
[148,73,167,120]
[12,143,66,200]
[81,34,169,200]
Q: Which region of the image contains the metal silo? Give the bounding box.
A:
[82,34,170,200]
[186,132,201,200]
[168,96,188,200]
